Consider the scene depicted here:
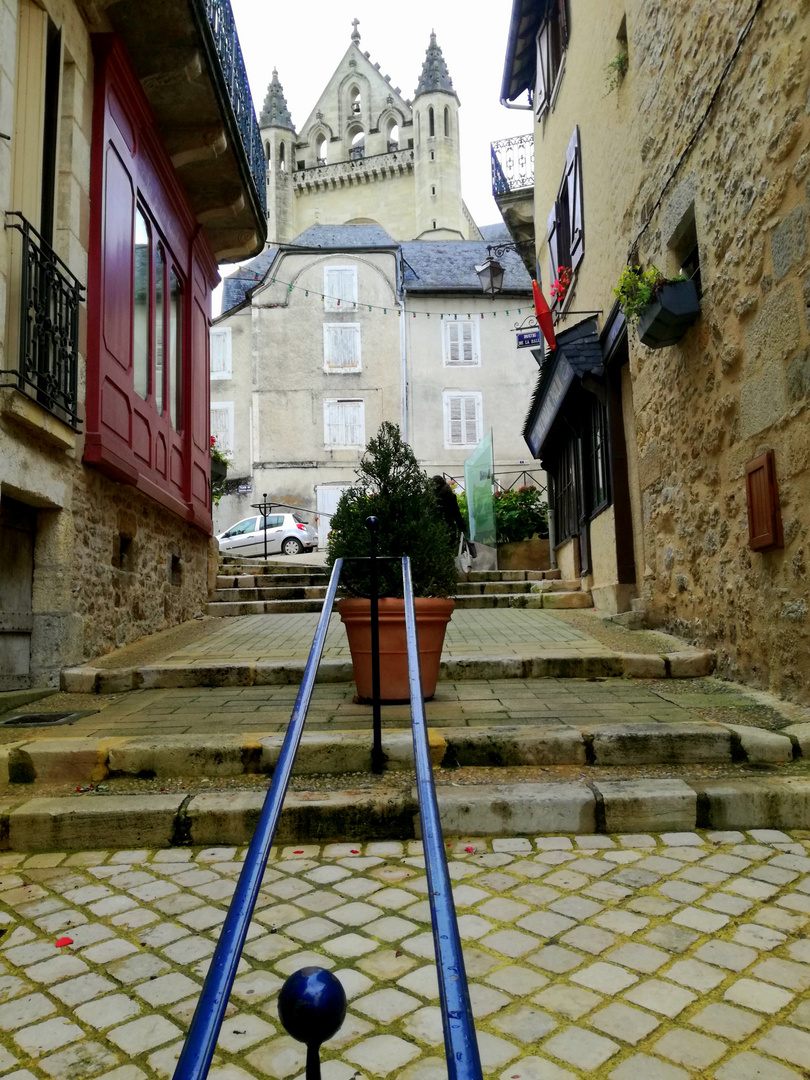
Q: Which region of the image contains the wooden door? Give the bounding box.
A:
[0,499,36,690]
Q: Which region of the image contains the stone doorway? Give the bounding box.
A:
[0,497,36,690]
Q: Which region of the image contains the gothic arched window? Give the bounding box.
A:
[428,107,435,138]
[444,107,450,137]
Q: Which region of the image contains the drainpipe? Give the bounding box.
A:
[547,475,558,570]
[398,266,408,441]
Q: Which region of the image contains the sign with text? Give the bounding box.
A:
[517,329,542,349]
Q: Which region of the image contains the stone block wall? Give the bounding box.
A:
[627,0,810,700]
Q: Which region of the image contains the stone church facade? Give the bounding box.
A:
[500,0,810,702]
[211,26,538,536]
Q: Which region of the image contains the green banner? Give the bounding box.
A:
[464,431,496,546]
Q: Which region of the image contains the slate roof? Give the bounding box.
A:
[221,246,278,313]
[260,70,295,131]
[479,222,513,242]
[400,241,532,292]
[415,31,456,98]
[522,318,603,446]
[290,224,397,248]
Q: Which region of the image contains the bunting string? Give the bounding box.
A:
[237,273,533,322]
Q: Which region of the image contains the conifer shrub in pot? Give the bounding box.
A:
[327,422,456,701]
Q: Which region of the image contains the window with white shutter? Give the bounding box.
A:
[442,321,480,367]
[209,327,232,380]
[443,392,482,449]
[324,266,358,311]
[324,324,361,371]
[210,401,234,455]
[324,399,365,448]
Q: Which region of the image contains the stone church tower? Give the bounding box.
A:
[259,22,480,243]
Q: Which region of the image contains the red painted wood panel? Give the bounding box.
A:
[85,35,218,533]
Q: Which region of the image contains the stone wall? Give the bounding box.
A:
[626,0,810,700]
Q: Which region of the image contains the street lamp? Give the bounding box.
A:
[475,241,527,296]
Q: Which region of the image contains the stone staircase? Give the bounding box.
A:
[208,558,593,616]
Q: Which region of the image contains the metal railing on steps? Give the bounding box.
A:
[173,547,483,1080]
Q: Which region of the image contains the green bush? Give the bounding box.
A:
[457,485,548,545]
[327,422,457,598]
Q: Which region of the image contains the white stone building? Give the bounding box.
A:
[211,26,539,537]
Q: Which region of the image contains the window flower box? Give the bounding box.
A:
[637,279,701,349]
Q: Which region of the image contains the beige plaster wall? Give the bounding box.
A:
[292,170,418,241]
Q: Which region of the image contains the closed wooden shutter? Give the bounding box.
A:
[445,322,477,366]
[534,23,551,118]
[210,402,234,455]
[565,126,585,271]
[324,324,361,370]
[445,393,481,446]
[210,327,232,379]
[547,203,560,292]
[324,267,357,311]
[324,399,364,447]
[745,450,783,551]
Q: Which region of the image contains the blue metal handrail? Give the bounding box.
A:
[402,558,483,1080]
[173,558,344,1080]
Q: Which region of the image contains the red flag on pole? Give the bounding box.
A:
[532,280,556,351]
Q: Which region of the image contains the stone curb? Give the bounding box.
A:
[3,776,810,850]
[0,720,799,785]
[60,648,716,693]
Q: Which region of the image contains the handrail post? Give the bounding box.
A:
[366,516,384,773]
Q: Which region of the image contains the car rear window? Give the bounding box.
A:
[293,514,308,525]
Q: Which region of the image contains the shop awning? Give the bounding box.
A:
[522,318,603,458]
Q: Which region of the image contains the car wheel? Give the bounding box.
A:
[282,537,304,556]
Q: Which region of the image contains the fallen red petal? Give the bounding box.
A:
[55,937,73,948]
[351,849,359,854]
[465,846,474,853]
[293,850,304,854]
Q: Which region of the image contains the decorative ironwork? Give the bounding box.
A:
[491,134,534,197]
[2,212,84,430]
[198,0,267,215]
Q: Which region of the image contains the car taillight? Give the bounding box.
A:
[296,523,306,531]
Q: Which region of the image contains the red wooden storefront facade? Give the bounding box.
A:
[85,35,217,533]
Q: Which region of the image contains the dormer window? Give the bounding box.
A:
[535,0,569,119]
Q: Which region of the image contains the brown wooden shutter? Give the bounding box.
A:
[547,203,560,292]
[745,450,783,551]
[558,0,569,46]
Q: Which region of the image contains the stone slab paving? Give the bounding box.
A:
[1,678,761,742]
[147,610,601,665]
[1,831,809,1079]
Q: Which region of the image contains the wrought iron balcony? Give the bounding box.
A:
[2,213,84,430]
[491,134,535,197]
[198,0,266,217]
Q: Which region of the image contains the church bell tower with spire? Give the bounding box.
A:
[412,31,465,239]
[259,69,296,243]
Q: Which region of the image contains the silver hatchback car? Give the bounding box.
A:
[217,512,318,557]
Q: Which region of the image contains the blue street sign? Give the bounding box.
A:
[517,329,541,349]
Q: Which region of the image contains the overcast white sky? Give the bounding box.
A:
[231,0,530,224]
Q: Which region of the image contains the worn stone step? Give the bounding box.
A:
[215,573,330,589]
[1,722,797,788]
[452,591,593,610]
[213,587,329,603]
[61,647,714,694]
[454,580,581,596]
[4,773,810,850]
[207,599,326,616]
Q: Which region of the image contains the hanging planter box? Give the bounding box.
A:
[637,279,700,349]
[211,458,228,484]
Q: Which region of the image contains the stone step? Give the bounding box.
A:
[452,591,593,610]
[62,647,714,693]
[207,598,326,616]
[454,580,580,596]
[4,771,810,850]
[215,573,330,589]
[212,587,329,603]
[3,722,799,787]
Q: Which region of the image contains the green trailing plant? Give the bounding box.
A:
[327,422,457,598]
[457,485,548,545]
[605,48,629,93]
[210,436,230,505]
[613,264,667,323]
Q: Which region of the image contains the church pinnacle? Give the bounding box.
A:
[259,68,295,132]
[414,30,455,97]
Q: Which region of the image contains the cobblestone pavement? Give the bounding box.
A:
[5,678,765,740]
[150,610,601,666]
[1,831,809,1080]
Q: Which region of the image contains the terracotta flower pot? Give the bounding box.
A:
[336,597,455,702]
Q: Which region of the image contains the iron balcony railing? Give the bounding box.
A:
[197,0,267,216]
[2,212,84,430]
[491,133,535,197]
[173,552,483,1080]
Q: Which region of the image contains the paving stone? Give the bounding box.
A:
[733,924,787,950]
[542,1026,620,1070]
[755,1025,810,1069]
[475,1031,521,1069]
[486,966,548,995]
[0,993,56,1030]
[498,1055,576,1080]
[357,950,415,980]
[480,929,540,957]
[723,978,794,1013]
[50,974,118,1007]
[490,1005,556,1042]
[694,940,757,971]
[343,1034,421,1076]
[246,1035,307,1079]
[560,926,615,954]
[396,965,439,1000]
[714,1051,807,1079]
[643,924,699,953]
[39,1040,118,1079]
[532,985,602,1019]
[75,996,141,1030]
[14,1017,85,1055]
[106,954,170,985]
[590,1001,661,1044]
[653,1028,727,1069]
[690,1001,763,1039]
[400,1005,443,1045]
[624,980,696,1018]
[608,1055,690,1079]
[354,988,419,1021]
[671,907,729,932]
[752,957,810,991]
[515,912,575,938]
[527,946,583,974]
